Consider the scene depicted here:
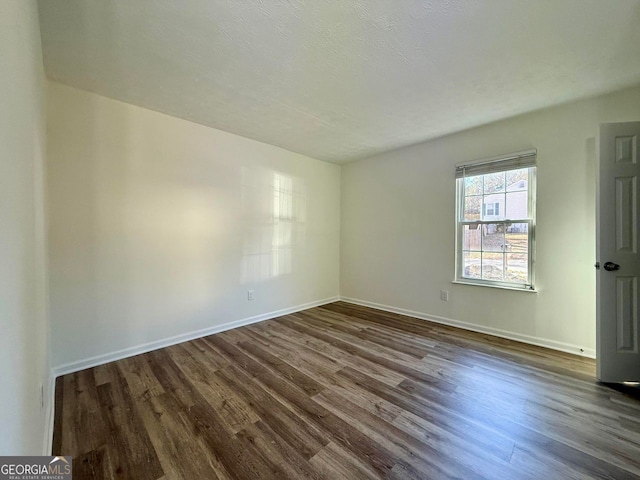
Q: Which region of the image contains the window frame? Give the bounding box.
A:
[454,156,537,291]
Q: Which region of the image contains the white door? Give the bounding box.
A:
[597,122,640,383]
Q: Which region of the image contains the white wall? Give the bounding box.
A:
[341,85,640,356]
[0,0,50,455]
[47,82,340,370]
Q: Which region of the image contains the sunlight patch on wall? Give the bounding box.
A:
[241,168,306,283]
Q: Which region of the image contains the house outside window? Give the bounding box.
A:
[455,150,536,290]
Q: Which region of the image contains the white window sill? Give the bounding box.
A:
[452,280,538,293]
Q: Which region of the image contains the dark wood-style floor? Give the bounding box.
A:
[53,302,640,479]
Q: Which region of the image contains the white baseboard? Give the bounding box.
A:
[52,296,340,378]
[339,296,596,358]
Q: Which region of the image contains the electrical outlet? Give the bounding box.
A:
[440,290,449,301]
[247,290,254,301]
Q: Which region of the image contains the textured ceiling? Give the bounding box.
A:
[38,0,640,163]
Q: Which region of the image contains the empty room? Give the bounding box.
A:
[3,0,640,478]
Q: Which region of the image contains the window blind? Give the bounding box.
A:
[455,149,537,178]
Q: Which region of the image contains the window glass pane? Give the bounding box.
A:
[481,224,505,252]
[463,224,482,250]
[463,196,482,221]
[483,172,505,194]
[505,223,529,255]
[464,175,483,196]
[505,191,528,219]
[505,223,529,283]
[463,251,481,279]
[505,253,528,283]
[506,168,528,192]
[482,252,504,281]
[482,193,505,220]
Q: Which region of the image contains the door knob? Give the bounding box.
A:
[604,261,620,271]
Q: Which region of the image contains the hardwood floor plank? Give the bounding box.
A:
[95,364,163,480]
[147,349,277,480]
[144,349,198,409]
[337,366,523,463]
[137,393,229,480]
[395,376,640,479]
[387,460,432,480]
[250,319,407,386]
[209,336,397,476]
[523,396,640,453]
[181,338,231,370]
[167,345,260,434]
[293,311,425,364]
[319,303,437,338]
[92,363,113,387]
[309,441,382,480]
[241,326,343,380]
[73,446,110,480]
[322,303,596,376]
[325,377,403,424]
[63,370,107,456]
[235,421,326,480]
[215,364,330,460]
[357,327,433,358]
[52,375,64,455]
[279,315,456,391]
[233,338,326,396]
[313,389,491,480]
[54,302,640,479]
[186,401,278,480]
[117,355,164,403]
[391,411,524,478]
[509,444,603,480]
[238,325,405,423]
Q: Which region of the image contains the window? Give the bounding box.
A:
[484,202,500,216]
[455,150,536,290]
